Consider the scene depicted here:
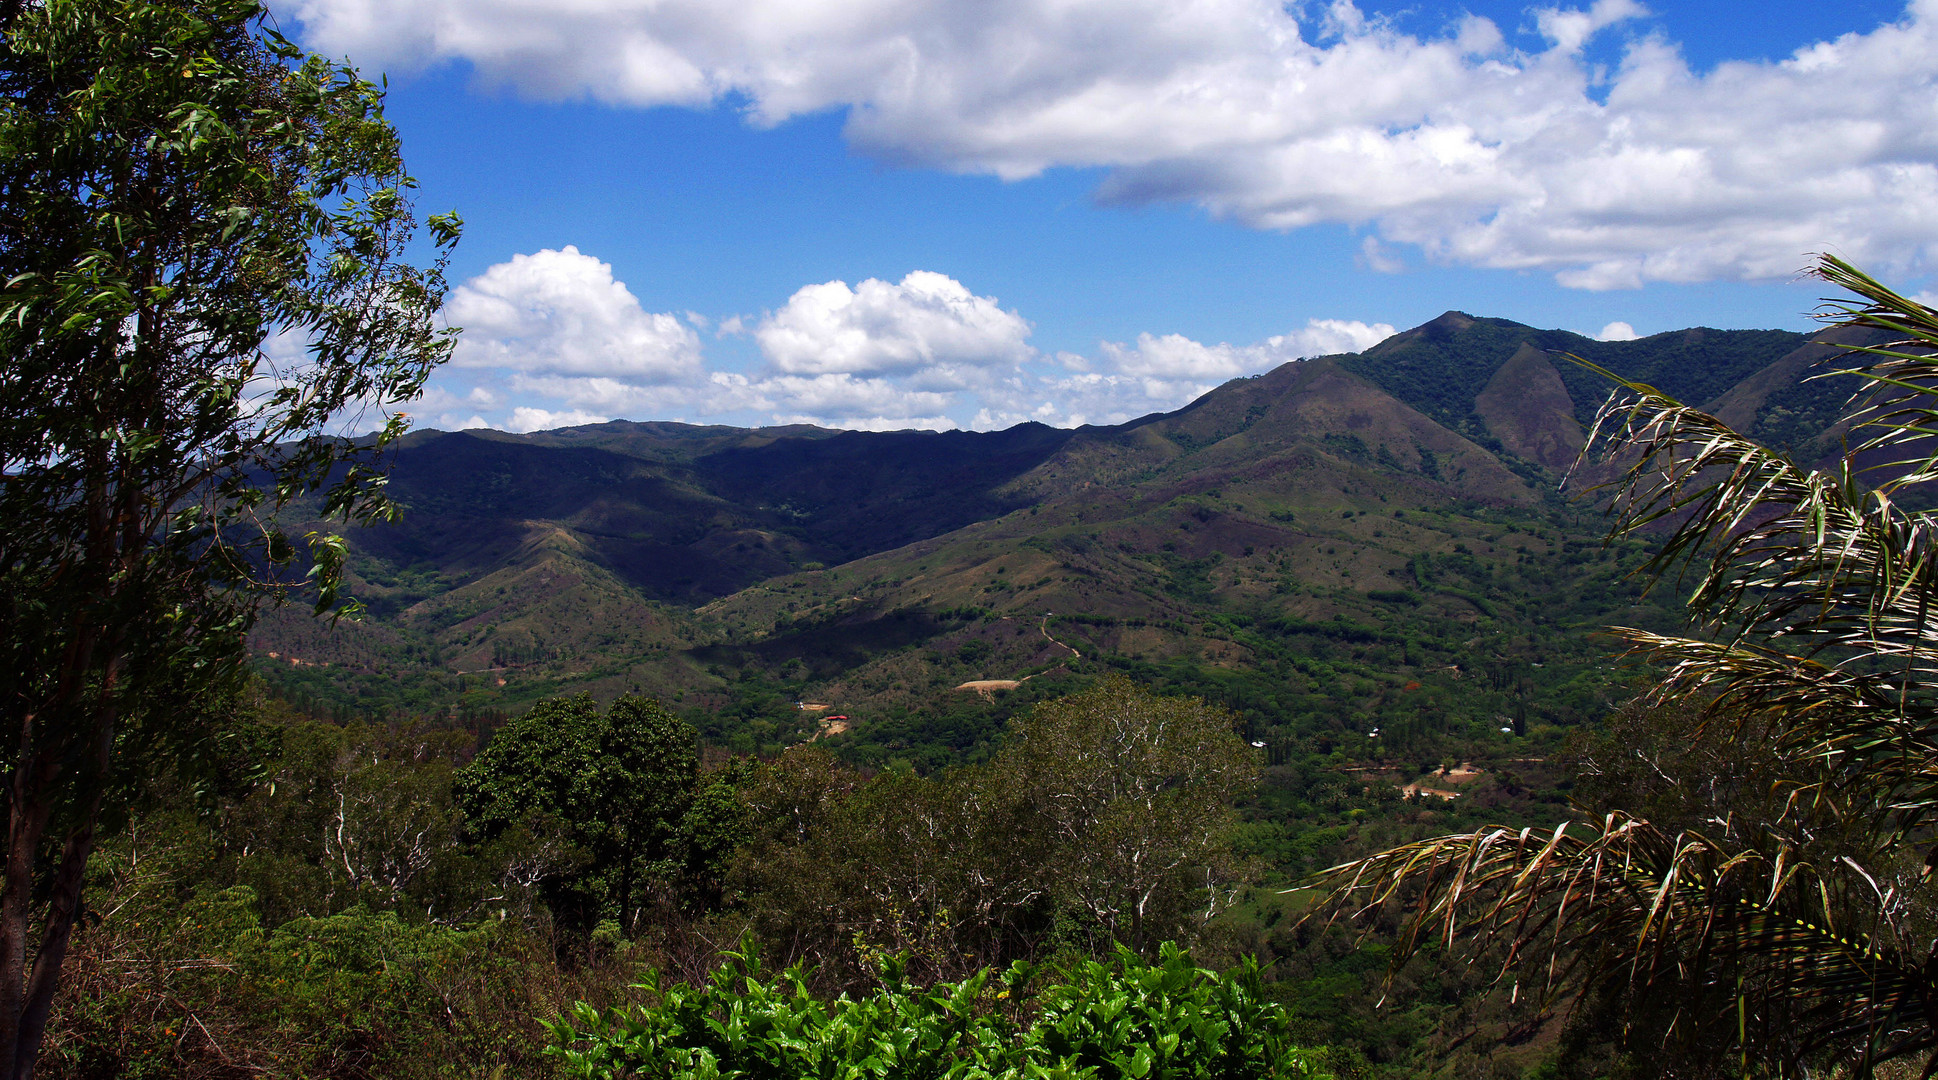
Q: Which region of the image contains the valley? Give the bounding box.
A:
[185,308,1901,1076]
[254,311,1858,786]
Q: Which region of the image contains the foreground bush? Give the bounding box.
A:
[48,881,590,1079]
[545,942,1335,1079]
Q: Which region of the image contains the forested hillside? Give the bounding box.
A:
[66,311,1851,1077]
[52,307,1887,1078]
[250,312,1852,775]
[19,0,1937,1072]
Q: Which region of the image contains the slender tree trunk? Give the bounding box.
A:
[0,389,131,1079]
[15,670,115,1080]
[0,756,56,1079]
[15,811,100,1080]
[0,613,90,1076]
[0,657,115,1080]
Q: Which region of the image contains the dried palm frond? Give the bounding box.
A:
[1311,255,1938,1076]
[1573,258,1938,824]
[1321,814,1933,1075]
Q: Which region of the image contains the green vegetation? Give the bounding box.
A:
[50,883,575,1078]
[1335,313,1806,435]
[730,679,1257,982]
[456,693,711,934]
[10,12,1913,1069]
[41,680,1297,1077]
[547,944,1335,1080]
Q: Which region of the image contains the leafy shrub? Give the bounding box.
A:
[545,941,1335,1079]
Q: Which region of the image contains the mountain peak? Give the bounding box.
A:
[1425,310,1477,334]
[1360,310,1522,360]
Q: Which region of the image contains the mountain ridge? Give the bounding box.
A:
[253,310,1855,762]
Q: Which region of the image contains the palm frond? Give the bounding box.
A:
[1801,258,1938,509]
[1314,255,1938,1074]
[1321,815,1935,1072]
[1563,261,1938,818]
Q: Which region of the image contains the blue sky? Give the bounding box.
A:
[282,0,1933,432]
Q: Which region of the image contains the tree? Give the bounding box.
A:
[1318,256,1938,1077]
[729,678,1258,983]
[672,760,753,912]
[208,712,515,927]
[0,1,458,1074]
[456,693,701,935]
[987,676,1259,953]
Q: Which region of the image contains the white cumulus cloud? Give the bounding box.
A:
[290,0,1938,288]
[978,318,1395,428]
[446,246,703,380]
[505,406,612,433]
[756,272,1034,377]
[432,262,1036,431]
[1269,318,1399,356]
[1100,318,1394,379]
[1534,0,1648,52]
[429,254,1396,433]
[1101,333,1257,381]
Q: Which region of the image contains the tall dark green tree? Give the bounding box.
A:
[0,1,457,1074]
[457,694,700,934]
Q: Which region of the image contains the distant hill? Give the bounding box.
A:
[253,313,1873,765]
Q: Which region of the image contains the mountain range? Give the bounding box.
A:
[252,311,1876,765]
